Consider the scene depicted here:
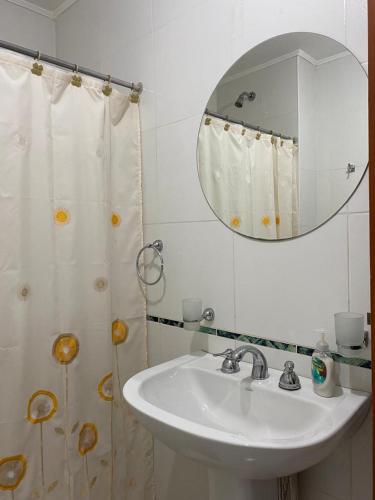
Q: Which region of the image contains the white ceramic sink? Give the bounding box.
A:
[124,352,370,500]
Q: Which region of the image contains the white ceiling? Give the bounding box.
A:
[6,0,78,18]
[25,0,67,9]
[227,33,349,78]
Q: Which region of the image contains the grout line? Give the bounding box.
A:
[347,214,351,311]
[232,232,237,332]
[143,219,218,226]
[143,211,369,226]
[155,113,203,131]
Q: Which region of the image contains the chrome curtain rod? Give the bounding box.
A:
[0,39,143,94]
[205,108,297,142]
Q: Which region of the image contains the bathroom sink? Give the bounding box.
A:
[123,353,370,499]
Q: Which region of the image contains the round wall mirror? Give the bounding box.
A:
[197,33,368,241]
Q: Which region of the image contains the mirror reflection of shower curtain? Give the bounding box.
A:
[198,115,299,239]
[0,49,154,499]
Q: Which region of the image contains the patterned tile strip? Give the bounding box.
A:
[297,345,371,369]
[158,317,184,328]
[147,316,371,369]
[237,334,297,353]
[199,325,217,336]
[146,315,159,323]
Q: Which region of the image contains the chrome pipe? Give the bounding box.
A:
[205,108,297,143]
[0,39,143,93]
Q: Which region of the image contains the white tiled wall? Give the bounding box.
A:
[53,1,371,499]
[0,0,56,54]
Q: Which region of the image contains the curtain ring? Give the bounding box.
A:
[130,82,142,103]
[31,51,43,75]
[103,74,113,96]
[71,64,82,87]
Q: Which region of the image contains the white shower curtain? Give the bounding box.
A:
[0,50,154,499]
[198,114,299,239]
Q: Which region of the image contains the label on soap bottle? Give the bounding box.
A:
[312,356,327,384]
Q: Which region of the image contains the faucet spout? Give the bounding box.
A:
[232,345,269,380]
[213,345,269,379]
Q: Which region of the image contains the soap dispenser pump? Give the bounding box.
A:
[311,330,335,398]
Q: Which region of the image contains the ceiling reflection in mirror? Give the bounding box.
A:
[197,33,368,240]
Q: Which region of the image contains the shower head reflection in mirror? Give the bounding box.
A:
[197,32,368,241]
[234,90,256,108]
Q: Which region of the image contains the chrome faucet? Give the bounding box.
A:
[213,346,269,379]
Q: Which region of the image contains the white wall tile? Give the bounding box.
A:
[142,127,160,224]
[346,0,368,63]
[0,0,55,55]
[235,338,371,392]
[159,323,234,361]
[234,215,349,347]
[56,0,103,67]
[54,1,372,498]
[347,170,369,213]
[234,339,312,378]
[348,213,370,317]
[144,221,235,331]
[154,0,233,126]
[159,323,209,361]
[334,363,372,392]
[147,320,163,366]
[347,213,371,362]
[149,321,236,364]
[101,0,153,49]
[298,489,338,500]
[351,411,373,500]
[156,115,216,223]
[231,0,346,62]
[154,439,209,500]
[299,439,352,500]
[103,32,155,93]
[152,0,207,30]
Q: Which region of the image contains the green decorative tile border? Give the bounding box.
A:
[147,315,371,370]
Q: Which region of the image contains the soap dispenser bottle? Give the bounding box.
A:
[311,330,335,398]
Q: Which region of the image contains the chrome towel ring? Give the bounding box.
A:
[136,240,164,285]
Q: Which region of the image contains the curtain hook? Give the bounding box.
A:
[71,64,82,87]
[130,82,142,103]
[102,75,113,96]
[31,50,43,76]
[223,115,230,131]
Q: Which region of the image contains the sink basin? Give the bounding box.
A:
[123,352,370,499]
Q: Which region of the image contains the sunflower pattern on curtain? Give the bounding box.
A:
[0,50,154,500]
[198,114,299,239]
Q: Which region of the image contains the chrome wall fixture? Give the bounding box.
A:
[346,162,356,178]
[213,345,269,378]
[201,308,215,322]
[136,240,164,286]
[234,90,256,108]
